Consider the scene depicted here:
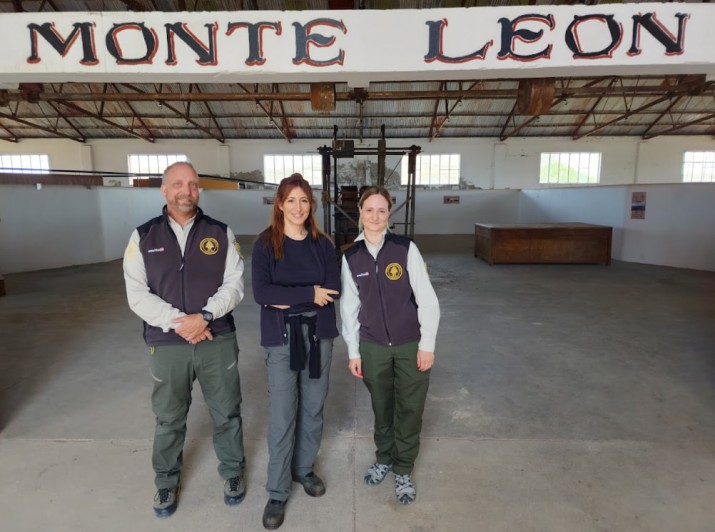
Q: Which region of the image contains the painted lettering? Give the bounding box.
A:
[226,21,282,66]
[628,12,689,56]
[292,18,347,67]
[497,14,554,62]
[27,22,98,65]
[106,23,158,65]
[566,15,623,59]
[424,19,492,63]
[165,22,218,66]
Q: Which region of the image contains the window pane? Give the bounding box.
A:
[263,155,323,186]
[683,151,715,183]
[539,152,601,185]
[397,153,460,186]
[127,154,187,182]
[0,153,50,174]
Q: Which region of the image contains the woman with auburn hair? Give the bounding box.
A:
[340,186,440,506]
[251,173,340,530]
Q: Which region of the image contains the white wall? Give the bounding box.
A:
[5,135,713,189]
[97,187,165,262]
[2,135,715,273]
[519,183,715,271]
[413,190,520,234]
[619,184,715,271]
[0,185,104,273]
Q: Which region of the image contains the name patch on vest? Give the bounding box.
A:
[200,237,219,255]
[385,263,403,281]
[147,247,165,253]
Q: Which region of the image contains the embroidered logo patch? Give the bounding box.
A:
[385,263,403,281]
[200,237,219,255]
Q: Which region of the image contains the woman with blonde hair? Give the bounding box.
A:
[340,186,440,505]
[252,173,340,529]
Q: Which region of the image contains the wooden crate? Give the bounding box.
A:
[474,223,612,265]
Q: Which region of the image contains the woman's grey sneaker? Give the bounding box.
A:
[394,474,416,505]
[153,486,179,518]
[364,463,392,486]
[224,475,246,505]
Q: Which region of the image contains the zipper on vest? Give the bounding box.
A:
[374,259,393,346]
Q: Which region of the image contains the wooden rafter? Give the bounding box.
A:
[643,113,715,140]
[55,101,155,142]
[237,83,292,142]
[0,121,19,142]
[571,78,618,138]
[428,81,446,140]
[110,84,156,139]
[640,96,684,139]
[194,85,227,141]
[118,83,224,142]
[574,93,674,140]
[498,101,519,141]
[501,78,607,141]
[0,111,85,142]
[46,101,88,141]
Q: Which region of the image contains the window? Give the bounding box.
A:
[128,154,188,181]
[683,151,715,183]
[539,152,601,184]
[0,153,50,174]
[264,154,322,186]
[401,154,460,186]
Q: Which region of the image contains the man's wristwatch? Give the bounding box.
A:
[200,310,214,323]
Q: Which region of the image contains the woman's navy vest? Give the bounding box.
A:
[344,233,420,347]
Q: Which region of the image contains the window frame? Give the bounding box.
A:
[400,153,460,186]
[539,152,602,185]
[682,151,715,183]
[0,153,50,174]
[263,154,323,186]
[127,154,188,183]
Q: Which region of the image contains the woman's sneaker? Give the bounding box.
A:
[364,463,392,486]
[153,486,180,518]
[394,474,416,505]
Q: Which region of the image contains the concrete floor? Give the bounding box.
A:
[1,239,715,532]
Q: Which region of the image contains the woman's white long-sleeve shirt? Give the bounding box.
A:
[340,231,440,359]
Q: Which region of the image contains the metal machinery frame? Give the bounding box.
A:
[319,125,421,252]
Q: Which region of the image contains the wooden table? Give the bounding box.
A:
[474,223,612,265]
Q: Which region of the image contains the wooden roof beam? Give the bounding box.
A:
[571,77,618,138]
[118,83,225,142]
[0,111,85,142]
[642,113,715,140]
[55,101,154,142]
[194,85,227,142]
[574,94,673,140]
[237,83,292,142]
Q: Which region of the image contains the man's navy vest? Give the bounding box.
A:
[137,206,235,345]
[344,233,420,347]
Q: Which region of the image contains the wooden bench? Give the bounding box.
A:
[474,223,612,265]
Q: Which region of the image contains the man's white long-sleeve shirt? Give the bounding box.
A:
[123,214,244,332]
[340,231,440,359]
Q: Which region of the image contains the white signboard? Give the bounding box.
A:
[0,4,712,85]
